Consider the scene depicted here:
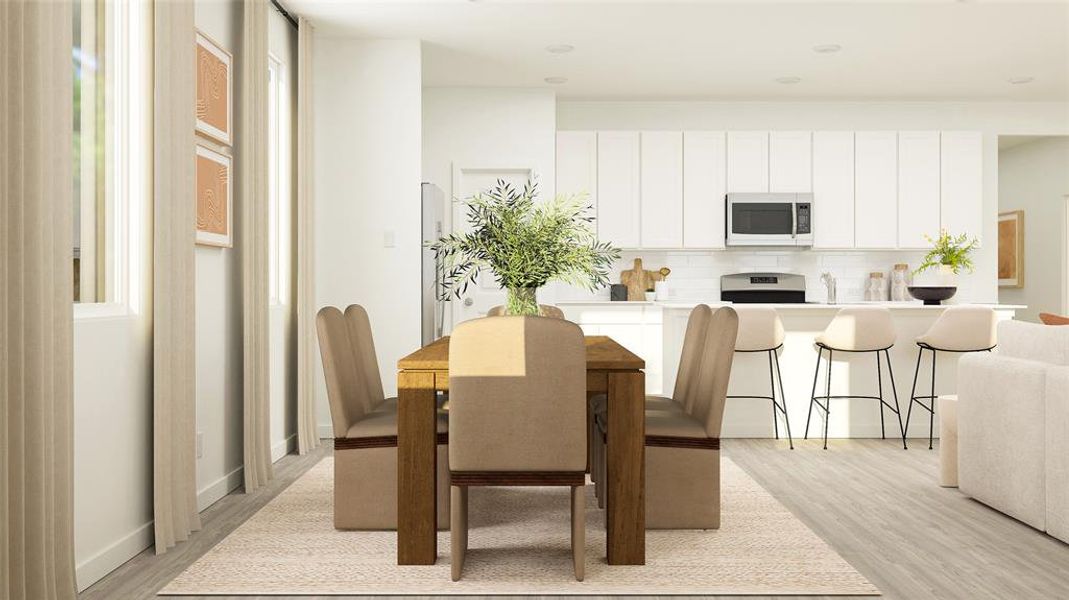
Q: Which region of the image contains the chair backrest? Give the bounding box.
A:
[486,304,566,319]
[997,319,1069,366]
[919,305,997,351]
[448,316,586,472]
[687,306,739,438]
[818,306,896,352]
[675,305,712,414]
[344,304,386,410]
[733,306,785,352]
[1040,312,1069,326]
[316,306,376,437]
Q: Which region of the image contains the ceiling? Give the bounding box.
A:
[286,0,1069,101]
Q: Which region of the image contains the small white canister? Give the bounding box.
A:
[654,280,669,301]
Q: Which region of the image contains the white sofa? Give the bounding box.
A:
[958,320,1069,542]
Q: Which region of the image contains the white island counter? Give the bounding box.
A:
[558,300,1022,440]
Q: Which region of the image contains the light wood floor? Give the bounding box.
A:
[78,439,1069,600]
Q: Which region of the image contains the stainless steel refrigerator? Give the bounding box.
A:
[421,183,445,345]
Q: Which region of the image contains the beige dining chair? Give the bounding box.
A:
[448,315,587,581]
[316,304,450,530]
[594,305,738,528]
[486,304,566,319]
[589,304,712,504]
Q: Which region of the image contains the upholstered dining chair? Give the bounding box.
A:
[595,305,739,529]
[486,304,566,319]
[589,304,712,505]
[316,304,450,530]
[448,316,587,581]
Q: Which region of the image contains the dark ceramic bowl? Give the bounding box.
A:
[908,286,957,306]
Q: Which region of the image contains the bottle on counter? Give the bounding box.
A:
[865,272,888,301]
[890,263,911,301]
[821,272,837,304]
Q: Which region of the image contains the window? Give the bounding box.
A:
[268,55,291,306]
[72,0,147,311]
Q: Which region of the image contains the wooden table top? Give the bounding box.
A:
[398,335,645,371]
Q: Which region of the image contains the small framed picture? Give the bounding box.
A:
[998,210,1024,288]
[196,144,232,248]
[195,31,232,146]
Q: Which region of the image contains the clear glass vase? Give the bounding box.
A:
[505,286,540,316]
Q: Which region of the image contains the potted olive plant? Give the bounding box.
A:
[430,179,620,316]
[908,230,978,304]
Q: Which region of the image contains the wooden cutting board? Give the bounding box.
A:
[620,258,664,301]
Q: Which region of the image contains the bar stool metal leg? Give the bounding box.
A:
[772,349,793,449]
[928,348,937,450]
[876,351,886,439]
[884,349,907,449]
[768,351,779,440]
[823,349,833,450]
[805,346,823,441]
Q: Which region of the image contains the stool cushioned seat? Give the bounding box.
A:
[816,306,896,351]
[734,306,785,351]
[916,306,997,351]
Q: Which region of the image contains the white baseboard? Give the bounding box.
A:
[197,465,245,512]
[75,520,154,592]
[318,423,334,439]
[272,434,297,463]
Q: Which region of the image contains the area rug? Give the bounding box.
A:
[160,457,878,596]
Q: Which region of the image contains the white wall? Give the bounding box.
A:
[999,136,1069,322]
[313,38,422,432]
[558,101,1069,304]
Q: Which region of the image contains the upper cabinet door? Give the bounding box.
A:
[769,131,812,193]
[596,131,641,248]
[683,131,727,249]
[556,131,597,207]
[726,131,769,193]
[854,131,898,249]
[640,131,684,248]
[940,131,983,243]
[812,132,854,249]
[897,131,941,249]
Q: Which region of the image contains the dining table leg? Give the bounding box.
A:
[606,370,646,565]
[397,371,437,565]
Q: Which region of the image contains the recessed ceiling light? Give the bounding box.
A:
[812,44,842,54]
[775,76,802,85]
[545,44,575,55]
[544,76,568,85]
[1008,76,1035,85]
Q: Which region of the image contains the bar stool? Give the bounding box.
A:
[905,306,997,450]
[805,307,906,450]
[726,306,793,449]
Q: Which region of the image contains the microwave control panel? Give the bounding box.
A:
[796,203,811,234]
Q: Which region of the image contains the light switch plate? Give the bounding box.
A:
[196,431,204,459]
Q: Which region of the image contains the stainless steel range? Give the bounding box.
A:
[720,272,806,304]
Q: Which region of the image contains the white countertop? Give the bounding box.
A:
[557,300,1025,311]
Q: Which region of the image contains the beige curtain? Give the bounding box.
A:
[296,16,320,454]
[0,1,78,598]
[242,0,273,492]
[153,0,201,554]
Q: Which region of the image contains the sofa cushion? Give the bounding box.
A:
[997,320,1069,366]
[1045,367,1069,543]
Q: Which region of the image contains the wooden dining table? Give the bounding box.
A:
[395,335,646,566]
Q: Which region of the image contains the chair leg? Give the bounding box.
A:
[929,349,937,450]
[884,349,907,450]
[823,350,833,450]
[905,346,923,444]
[805,346,823,440]
[772,350,794,449]
[571,485,586,581]
[876,351,886,439]
[767,351,780,440]
[450,486,468,581]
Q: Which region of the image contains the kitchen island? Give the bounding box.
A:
[558,300,1023,440]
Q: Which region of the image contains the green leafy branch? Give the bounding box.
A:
[915,229,978,275]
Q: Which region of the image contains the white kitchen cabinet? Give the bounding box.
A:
[640,131,684,248]
[854,131,898,249]
[596,131,641,248]
[811,132,855,249]
[682,131,727,248]
[897,131,941,249]
[556,131,597,206]
[560,303,663,394]
[940,131,984,243]
[769,131,812,193]
[726,131,769,193]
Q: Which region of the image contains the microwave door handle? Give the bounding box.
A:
[791,204,797,238]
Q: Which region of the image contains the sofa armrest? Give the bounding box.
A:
[1046,366,1069,542]
[958,353,1048,530]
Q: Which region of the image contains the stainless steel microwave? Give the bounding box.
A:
[726,192,813,247]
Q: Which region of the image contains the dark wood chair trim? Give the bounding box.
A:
[644,435,720,450]
[335,432,448,450]
[450,471,586,487]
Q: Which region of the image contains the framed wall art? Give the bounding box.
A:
[998,210,1024,288]
[196,144,233,247]
[195,31,232,145]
